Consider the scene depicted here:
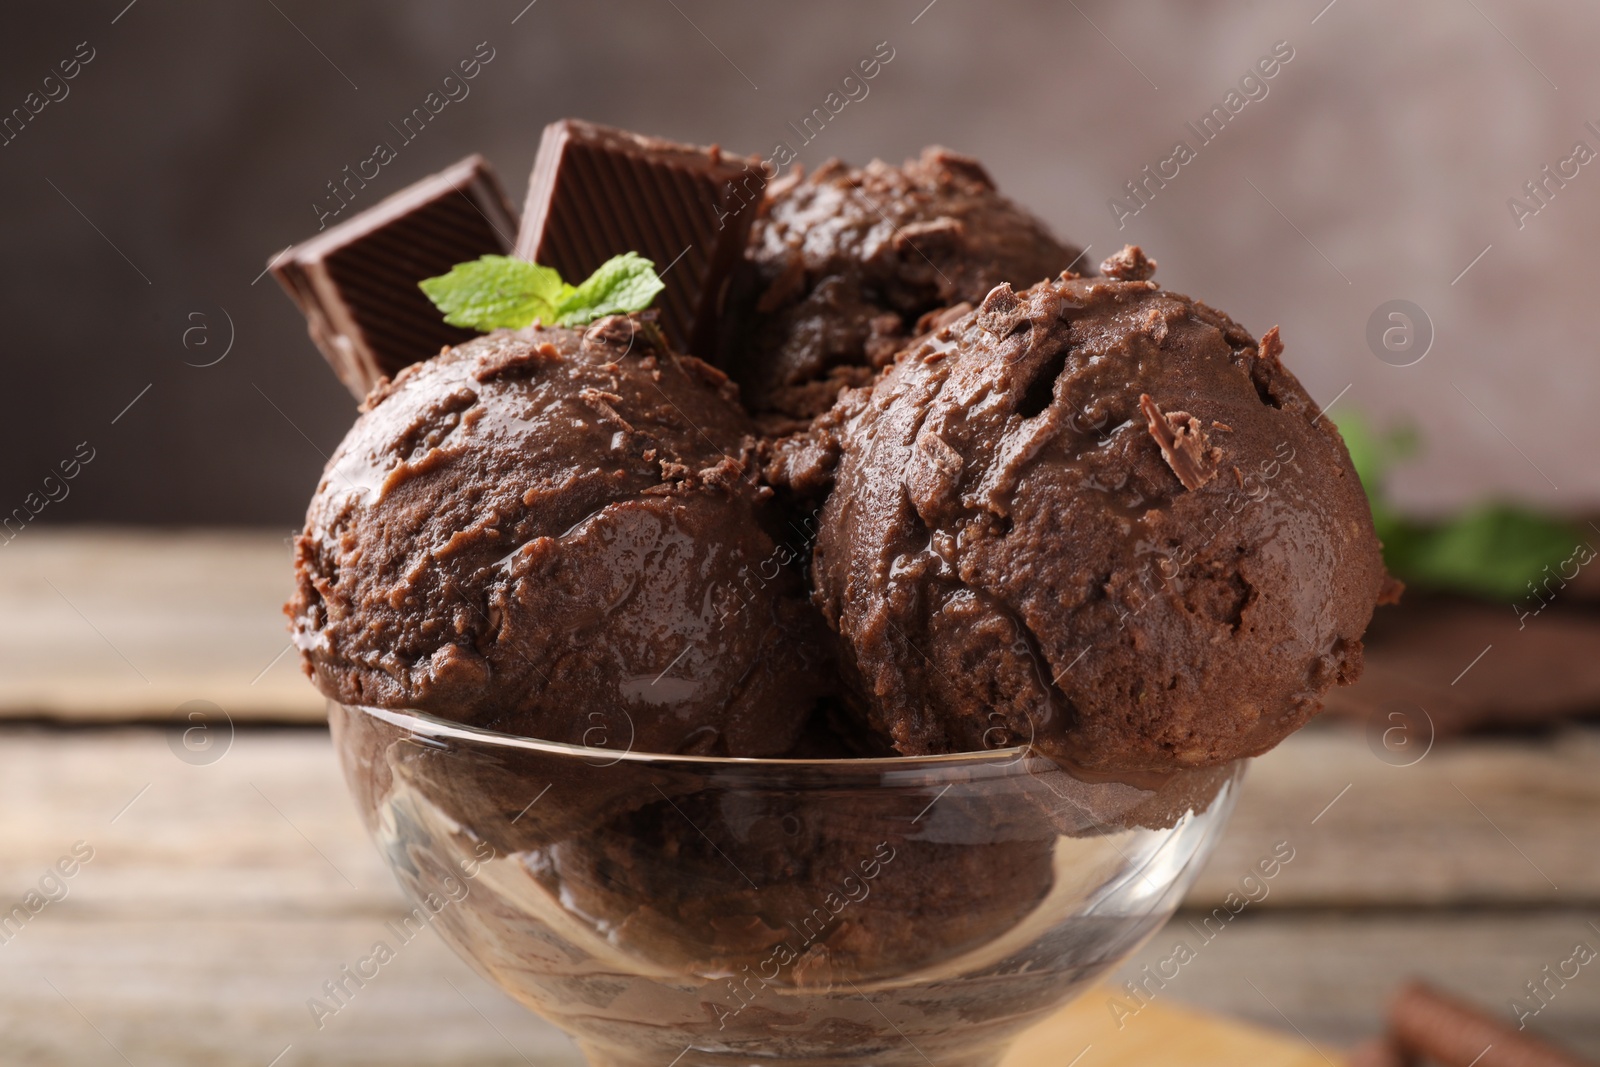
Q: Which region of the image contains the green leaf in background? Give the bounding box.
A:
[1338,411,1419,560]
[418,252,664,333]
[1338,413,1418,501]
[418,255,570,331]
[1398,503,1586,600]
[554,252,666,327]
[1339,410,1587,601]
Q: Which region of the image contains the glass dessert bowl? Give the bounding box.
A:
[331,700,1244,1067]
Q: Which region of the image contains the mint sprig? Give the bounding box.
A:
[418,253,664,332]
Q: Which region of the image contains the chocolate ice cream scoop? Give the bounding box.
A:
[720,146,1083,427]
[289,316,829,757]
[809,259,1389,773]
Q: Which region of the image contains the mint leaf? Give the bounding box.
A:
[1341,410,1584,601]
[554,253,665,327]
[418,255,571,331]
[1338,409,1420,559]
[1404,504,1584,600]
[1338,410,1417,497]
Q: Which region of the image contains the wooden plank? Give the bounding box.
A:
[2,723,1596,917]
[0,911,1337,1067]
[3,724,1598,1063]
[1,915,585,1067]
[12,907,1599,1065]
[1110,911,1600,1059]
[0,528,322,722]
[0,727,392,916]
[1191,723,1600,907]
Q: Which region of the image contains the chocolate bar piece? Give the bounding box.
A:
[272,155,517,400]
[1387,981,1591,1067]
[515,119,762,356]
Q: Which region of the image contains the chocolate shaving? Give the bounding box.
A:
[1143,306,1170,344]
[579,316,646,364]
[917,430,964,479]
[1139,394,1221,491]
[1258,323,1285,363]
[905,429,965,521]
[578,388,633,433]
[975,283,1025,337]
[1100,244,1157,281]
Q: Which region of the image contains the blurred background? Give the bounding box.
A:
[2,0,1596,525]
[2,1,1597,1065]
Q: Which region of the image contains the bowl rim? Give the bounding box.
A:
[333,699,1037,769]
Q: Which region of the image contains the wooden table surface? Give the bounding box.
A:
[2,530,1596,1065]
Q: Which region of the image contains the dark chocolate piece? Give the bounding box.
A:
[1321,591,1600,736]
[514,119,761,357]
[272,155,517,400]
[1346,1038,1415,1067]
[1388,981,1592,1067]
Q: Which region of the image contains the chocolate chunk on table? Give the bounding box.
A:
[1322,593,1600,736]
[271,154,518,400]
[1384,981,1594,1067]
[514,119,762,356]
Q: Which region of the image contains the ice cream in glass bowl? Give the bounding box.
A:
[273,121,1392,1067]
[331,699,1243,1067]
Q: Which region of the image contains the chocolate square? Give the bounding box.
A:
[272,154,517,400]
[515,120,763,357]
